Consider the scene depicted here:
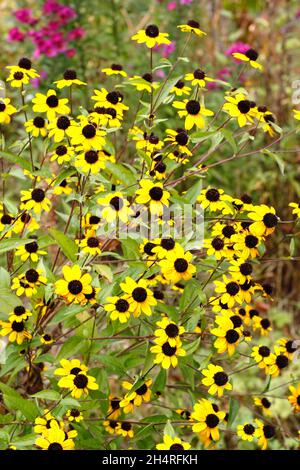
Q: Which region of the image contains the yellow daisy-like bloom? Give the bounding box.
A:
[232,48,263,70]
[58,371,98,398]
[151,237,180,259]
[201,364,232,397]
[213,276,242,308]
[159,246,195,284]
[47,115,73,142]
[289,202,300,218]
[173,99,214,130]
[156,434,191,450]
[223,93,255,127]
[248,205,278,237]
[6,69,30,88]
[50,144,75,165]
[75,149,106,174]
[102,64,127,77]
[228,259,253,284]
[120,276,157,317]
[11,268,47,297]
[68,119,106,151]
[25,116,48,138]
[191,399,225,441]
[8,305,31,323]
[293,109,300,121]
[237,422,257,442]
[177,20,206,36]
[276,337,298,361]
[54,69,86,89]
[150,339,186,369]
[20,188,51,214]
[104,296,131,323]
[136,179,170,216]
[34,409,60,434]
[66,409,84,422]
[165,128,192,156]
[0,98,17,124]
[120,379,152,411]
[40,333,53,345]
[129,73,159,93]
[53,179,73,196]
[134,132,164,155]
[197,187,231,214]
[54,358,88,378]
[7,58,39,79]
[32,89,70,120]
[185,69,215,88]
[77,231,102,256]
[254,419,275,450]
[267,345,289,377]
[204,237,231,260]
[288,384,300,412]
[170,79,191,96]
[210,315,242,356]
[253,397,272,416]
[0,211,15,237]
[106,396,121,420]
[55,265,93,304]
[89,107,122,128]
[232,231,261,259]
[103,420,119,434]
[154,316,185,347]
[131,24,170,48]
[252,316,272,336]
[15,240,46,262]
[251,345,273,371]
[149,158,167,180]
[97,192,133,223]
[35,421,75,450]
[91,88,128,114]
[0,318,31,345]
[116,421,134,438]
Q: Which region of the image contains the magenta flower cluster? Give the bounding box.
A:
[8,0,85,58]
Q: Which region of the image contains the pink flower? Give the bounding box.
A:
[68,27,85,41]
[167,2,177,10]
[155,69,166,79]
[180,0,193,4]
[31,70,47,88]
[66,48,76,58]
[8,27,25,42]
[154,41,176,58]
[14,8,38,25]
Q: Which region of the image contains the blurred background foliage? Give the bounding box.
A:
[1,0,300,316]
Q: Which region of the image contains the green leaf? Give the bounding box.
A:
[105,161,136,186]
[152,369,167,395]
[227,398,240,426]
[153,76,182,110]
[0,382,39,420]
[0,151,32,171]
[164,420,175,439]
[220,128,237,153]
[31,390,61,401]
[49,228,78,262]
[56,336,85,361]
[0,288,20,314]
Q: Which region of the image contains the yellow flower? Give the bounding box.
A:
[20,188,51,214]
[120,276,157,317]
[254,419,275,450]
[8,305,31,323]
[0,319,31,345]
[129,74,159,93]
[267,346,289,377]
[50,144,75,165]
[223,93,255,127]
[150,339,186,369]
[165,128,192,156]
[289,202,300,218]
[32,89,70,120]
[201,364,232,397]
[91,88,128,114]
[248,205,278,237]
[177,21,206,36]
[253,397,272,416]
[15,240,46,262]
[252,316,272,336]
[185,69,215,88]
[197,187,231,214]
[75,149,106,174]
[136,179,170,215]
[159,246,195,284]
[154,316,185,347]
[116,421,134,438]
[47,115,73,142]
[170,79,191,96]
[58,371,98,398]
[35,421,75,450]
[0,98,17,124]
[120,379,152,410]
[232,49,263,70]
[7,69,30,88]
[156,434,191,450]
[210,315,242,356]
[191,399,225,441]
[104,296,131,323]
[173,99,214,130]
[40,333,53,345]
[55,265,93,304]
[237,423,257,442]
[11,268,47,298]
[288,383,300,412]
[25,117,47,137]
[251,345,273,371]
[97,192,133,223]
[66,409,84,422]
[293,109,300,121]
[34,409,59,434]
[102,64,127,77]
[54,69,86,89]
[68,119,106,150]
[131,24,170,48]
[54,358,88,377]
[7,58,39,79]
[77,231,102,256]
